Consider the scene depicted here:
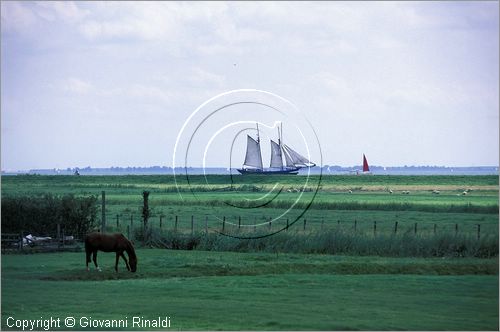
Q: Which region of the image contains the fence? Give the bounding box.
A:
[101,212,494,240]
[1,224,83,253]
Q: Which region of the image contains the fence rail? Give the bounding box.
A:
[101,212,496,239]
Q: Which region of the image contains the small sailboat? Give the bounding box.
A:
[350,154,372,175]
[362,154,370,173]
[237,123,315,175]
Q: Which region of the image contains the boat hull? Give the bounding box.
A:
[237,168,300,175]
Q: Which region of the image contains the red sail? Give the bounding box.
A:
[363,154,370,172]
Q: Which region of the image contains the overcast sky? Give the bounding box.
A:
[1,1,498,170]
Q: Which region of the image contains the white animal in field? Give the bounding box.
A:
[462,191,468,195]
[348,190,353,194]
[389,190,393,194]
[432,190,440,194]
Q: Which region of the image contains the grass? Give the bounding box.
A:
[141,230,499,258]
[1,174,498,330]
[2,175,498,236]
[2,174,498,194]
[1,250,499,330]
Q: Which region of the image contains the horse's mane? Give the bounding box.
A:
[124,238,136,259]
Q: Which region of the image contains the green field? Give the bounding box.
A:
[1,174,499,330]
[1,175,498,237]
[1,250,498,330]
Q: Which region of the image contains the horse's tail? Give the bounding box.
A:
[84,234,94,252]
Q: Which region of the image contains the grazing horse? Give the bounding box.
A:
[85,233,137,272]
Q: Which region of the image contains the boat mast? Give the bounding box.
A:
[256,123,260,144]
[277,125,283,170]
[280,123,284,170]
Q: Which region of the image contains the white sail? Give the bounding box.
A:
[270,140,283,168]
[282,144,315,168]
[282,146,295,167]
[243,135,263,169]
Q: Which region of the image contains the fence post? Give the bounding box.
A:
[101,191,106,232]
[191,215,194,235]
[373,221,377,236]
[354,220,357,231]
[205,215,208,234]
[303,219,307,231]
[433,224,437,235]
[414,223,417,235]
[160,215,163,230]
[477,224,481,240]
[394,221,398,234]
[116,215,119,228]
[286,219,289,231]
[455,223,458,236]
[222,216,225,232]
[142,191,150,245]
[175,215,178,232]
[130,215,133,228]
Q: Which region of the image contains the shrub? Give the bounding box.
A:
[2,194,98,238]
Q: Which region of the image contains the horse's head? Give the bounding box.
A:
[129,255,137,272]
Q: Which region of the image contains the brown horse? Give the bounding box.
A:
[85,233,137,272]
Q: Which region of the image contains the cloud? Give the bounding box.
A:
[0,1,38,32]
[62,78,93,94]
[35,1,89,23]
[78,2,186,41]
[1,1,89,32]
[187,68,226,87]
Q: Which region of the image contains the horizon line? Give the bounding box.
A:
[2,165,499,173]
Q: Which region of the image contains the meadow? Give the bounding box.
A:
[1,174,498,238]
[1,174,499,330]
[1,250,499,330]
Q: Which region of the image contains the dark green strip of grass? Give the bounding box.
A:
[134,229,499,258]
[3,250,498,282]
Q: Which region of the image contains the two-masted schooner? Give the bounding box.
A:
[237,123,315,175]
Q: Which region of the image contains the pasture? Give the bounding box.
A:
[1,174,499,330]
[1,174,498,237]
[1,250,499,330]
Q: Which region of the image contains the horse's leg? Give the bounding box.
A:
[86,249,92,271]
[115,252,120,272]
[92,250,101,272]
[120,252,130,271]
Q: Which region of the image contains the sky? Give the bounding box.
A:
[1,1,498,171]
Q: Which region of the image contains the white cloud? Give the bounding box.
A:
[187,68,226,87]
[63,78,93,94]
[0,1,38,32]
[35,1,89,23]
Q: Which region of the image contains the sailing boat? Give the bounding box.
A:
[362,154,370,173]
[350,154,372,175]
[237,123,315,175]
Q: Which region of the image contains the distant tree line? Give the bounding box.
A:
[2,194,98,236]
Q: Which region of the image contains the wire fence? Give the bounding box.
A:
[100,212,496,239]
